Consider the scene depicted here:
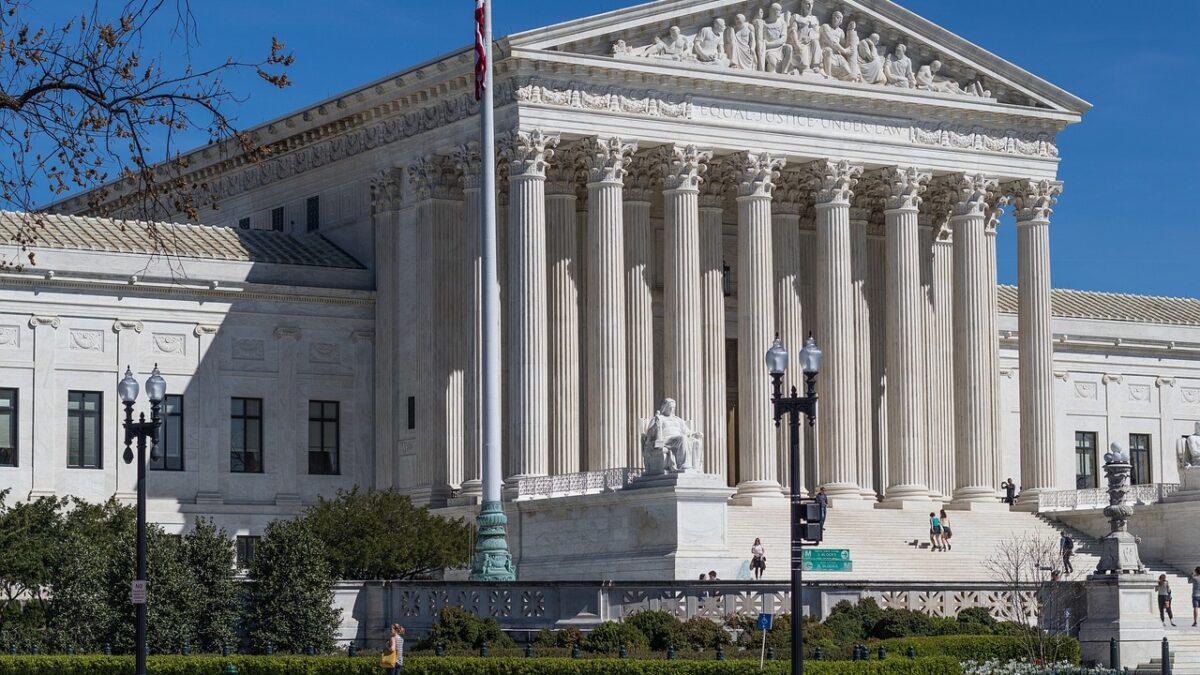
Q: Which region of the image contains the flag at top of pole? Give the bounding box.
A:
[474,0,488,101]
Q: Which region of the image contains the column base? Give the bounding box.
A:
[881,484,933,505]
[1013,487,1047,512]
[945,494,1010,512]
[827,495,875,510]
[819,482,863,499]
[730,480,786,506]
[460,479,483,497]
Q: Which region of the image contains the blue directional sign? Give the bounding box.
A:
[757,613,773,631]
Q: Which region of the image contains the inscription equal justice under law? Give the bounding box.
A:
[692,99,909,141]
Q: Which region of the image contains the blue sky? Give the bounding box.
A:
[22,1,1200,297]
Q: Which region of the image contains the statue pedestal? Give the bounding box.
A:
[1171,466,1200,501]
[1078,573,1162,668]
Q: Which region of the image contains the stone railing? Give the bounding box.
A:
[515,467,644,500]
[331,579,1056,648]
[1036,483,1179,512]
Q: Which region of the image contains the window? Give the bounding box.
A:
[306,196,320,232]
[1129,433,1152,485]
[237,217,250,230]
[1074,431,1098,489]
[271,207,284,232]
[308,401,339,475]
[0,388,15,467]
[235,535,260,569]
[231,398,263,473]
[150,395,184,471]
[68,391,103,469]
[407,396,416,431]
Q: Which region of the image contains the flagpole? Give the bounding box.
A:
[469,0,516,582]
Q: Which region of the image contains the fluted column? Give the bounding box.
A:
[369,170,403,491]
[586,137,637,470]
[866,221,887,496]
[810,159,864,499]
[1009,179,1062,502]
[881,167,932,503]
[661,145,711,441]
[734,151,785,500]
[453,144,483,497]
[949,174,1000,505]
[546,148,581,475]
[503,130,558,482]
[699,175,729,481]
[918,190,955,500]
[848,196,875,498]
[624,155,655,465]
[985,206,1003,495]
[436,174,466,494]
[772,175,805,492]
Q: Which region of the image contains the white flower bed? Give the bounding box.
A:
[962,660,1120,675]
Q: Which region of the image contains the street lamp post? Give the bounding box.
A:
[118,365,166,675]
[765,334,822,675]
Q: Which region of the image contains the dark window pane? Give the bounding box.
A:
[231,397,264,473]
[306,196,320,232]
[0,388,15,467]
[231,398,244,416]
[271,207,284,231]
[238,217,250,230]
[1074,431,1097,489]
[247,399,260,416]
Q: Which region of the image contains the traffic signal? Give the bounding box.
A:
[801,502,823,543]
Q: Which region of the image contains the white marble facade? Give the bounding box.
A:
[9,0,1200,538]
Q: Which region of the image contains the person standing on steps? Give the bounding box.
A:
[1001,478,1017,505]
[1191,567,1200,626]
[1158,574,1178,626]
[939,510,952,551]
[928,511,944,552]
[750,538,766,580]
[1060,533,1075,574]
[816,487,828,523]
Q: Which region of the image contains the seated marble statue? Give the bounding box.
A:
[1181,421,1200,468]
[885,43,917,88]
[640,398,704,475]
[692,19,729,66]
[651,26,692,60]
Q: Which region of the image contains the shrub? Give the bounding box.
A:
[416,607,516,651]
[531,626,582,649]
[676,617,730,651]
[954,607,997,633]
[582,620,648,654]
[625,611,680,650]
[873,635,1079,665]
[870,609,939,640]
[822,598,885,644]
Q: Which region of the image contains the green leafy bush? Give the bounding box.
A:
[531,626,583,649]
[625,611,680,650]
[416,607,516,651]
[582,620,648,654]
[675,617,730,652]
[870,635,1079,665]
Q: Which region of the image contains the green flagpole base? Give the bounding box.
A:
[468,500,516,581]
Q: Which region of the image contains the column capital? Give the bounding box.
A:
[658,144,712,192]
[1006,178,1063,224]
[193,324,220,338]
[452,142,482,191]
[623,153,656,202]
[502,129,560,179]
[546,143,584,197]
[942,173,998,218]
[880,166,931,212]
[734,151,787,199]
[772,172,807,216]
[805,159,862,206]
[111,319,144,333]
[584,136,638,185]
[370,168,405,212]
[28,315,60,329]
[406,156,459,203]
[699,159,731,209]
[985,192,1010,234]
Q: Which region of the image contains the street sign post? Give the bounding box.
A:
[130,580,147,605]
[801,559,853,572]
[801,548,850,561]
[757,613,773,669]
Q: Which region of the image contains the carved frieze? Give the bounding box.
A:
[153,334,186,356]
[1182,388,1200,406]
[309,342,342,364]
[1074,382,1098,400]
[0,326,18,349]
[69,329,104,352]
[232,338,265,361]
[1128,384,1150,402]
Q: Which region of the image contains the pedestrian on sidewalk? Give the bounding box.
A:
[1191,567,1200,626]
[383,624,404,674]
[1060,534,1075,574]
[750,538,767,580]
[939,510,953,551]
[929,512,944,552]
[1158,574,1178,626]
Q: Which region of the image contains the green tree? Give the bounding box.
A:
[245,518,340,653]
[0,491,64,649]
[182,519,240,653]
[301,488,472,580]
[46,499,131,652]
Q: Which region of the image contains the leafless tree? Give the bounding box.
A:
[984,534,1088,665]
[0,0,293,268]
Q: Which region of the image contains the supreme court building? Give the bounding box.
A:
[5,0,1200,579]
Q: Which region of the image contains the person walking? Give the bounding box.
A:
[382,623,404,674]
[939,510,953,551]
[750,538,767,580]
[928,512,944,552]
[1159,574,1178,626]
[1060,534,1075,574]
[1191,567,1200,627]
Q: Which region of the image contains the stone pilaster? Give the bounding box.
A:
[809,159,864,499]
[624,154,655,466]
[503,130,558,482]
[370,169,404,492]
[947,173,1000,506]
[452,144,483,497]
[1008,178,1062,502]
[733,151,786,501]
[192,324,222,503]
[28,315,59,498]
[772,173,805,493]
[546,146,581,476]
[699,171,729,482]
[880,167,932,503]
[585,137,637,470]
[660,145,711,439]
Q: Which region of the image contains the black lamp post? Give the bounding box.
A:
[765,333,821,675]
[118,365,166,675]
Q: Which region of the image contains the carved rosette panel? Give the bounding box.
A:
[0,326,18,349]
[520,590,545,618]
[69,329,104,352]
[878,591,909,610]
[398,590,421,618]
[659,590,687,618]
[232,338,265,361]
[621,590,650,617]
[309,342,342,365]
[152,334,186,356]
[1182,388,1200,406]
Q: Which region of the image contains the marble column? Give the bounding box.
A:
[985,206,1003,498]
[624,155,655,465]
[453,144,483,497]
[1009,179,1062,502]
[866,221,888,496]
[772,174,805,492]
[699,174,729,481]
[881,167,932,503]
[848,195,875,499]
[661,145,711,436]
[918,192,955,500]
[504,130,558,482]
[546,147,581,475]
[436,179,466,494]
[734,151,785,500]
[369,169,403,491]
[406,159,441,503]
[810,159,864,499]
[798,217,819,493]
[586,137,637,470]
[949,174,1000,505]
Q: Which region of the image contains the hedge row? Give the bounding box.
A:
[869,636,1080,665]
[0,655,964,674]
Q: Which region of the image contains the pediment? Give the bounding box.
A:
[507,0,1089,114]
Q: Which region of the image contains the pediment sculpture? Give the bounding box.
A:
[640,398,704,476]
[612,0,991,100]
